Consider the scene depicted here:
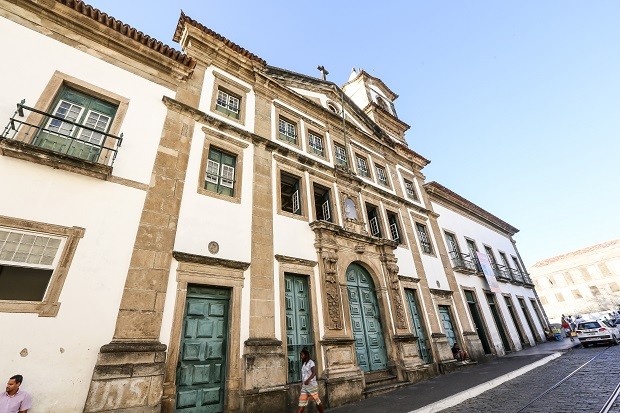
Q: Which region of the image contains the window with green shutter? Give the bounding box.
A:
[205,147,237,197]
[34,86,117,162]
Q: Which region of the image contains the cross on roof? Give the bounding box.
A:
[317,65,329,81]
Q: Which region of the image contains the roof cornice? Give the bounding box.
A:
[424,181,519,235]
[173,12,266,66]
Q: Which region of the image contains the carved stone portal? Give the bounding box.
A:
[382,252,406,330]
[321,250,343,330]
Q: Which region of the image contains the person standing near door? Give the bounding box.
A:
[296,348,325,413]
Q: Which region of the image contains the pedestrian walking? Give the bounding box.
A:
[561,316,573,341]
[296,347,325,413]
[0,375,32,413]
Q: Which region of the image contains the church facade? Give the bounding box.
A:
[0,1,546,412]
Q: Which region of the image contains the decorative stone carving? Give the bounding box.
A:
[382,253,406,329]
[322,250,343,330]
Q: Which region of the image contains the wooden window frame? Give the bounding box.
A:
[355,153,371,178]
[0,215,84,317]
[306,129,326,158]
[197,130,247,204]
[276,166,308,221]
[415,222,434,255]
[375,164,390,187]
[333,141,348,167]
[3,71,129,178]
[209,72,250,125]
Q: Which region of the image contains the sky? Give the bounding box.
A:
[85,0,620,266]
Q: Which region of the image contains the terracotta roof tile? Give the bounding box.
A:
[173,12,266,66]
[55,0,195,68]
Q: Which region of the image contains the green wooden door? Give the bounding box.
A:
[176,286,230,413]
[346,264,388,372]
[464,290,493,354]
[486,293,511,352]
[285,274,314,383]
[405,289,432,364]
[438,305,457,348]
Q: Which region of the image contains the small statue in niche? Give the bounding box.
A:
[344,197,358,220]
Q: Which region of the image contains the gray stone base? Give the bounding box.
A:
[324,374,364,408]
[84,341,166,413]
[463,331,486,361]
[241,338,287,413]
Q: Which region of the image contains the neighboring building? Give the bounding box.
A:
[0,1,545,412]
[425,182,546,355]
[530,239,620,322]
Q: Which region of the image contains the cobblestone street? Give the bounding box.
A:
[327,341,620,413]
[440,345,620,413]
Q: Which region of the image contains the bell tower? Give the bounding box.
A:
[342,68,410,144]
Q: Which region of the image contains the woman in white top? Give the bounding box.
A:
[296,347,325,413]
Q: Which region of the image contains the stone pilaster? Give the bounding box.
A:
[241,84,286,412]
[84,64,206,412]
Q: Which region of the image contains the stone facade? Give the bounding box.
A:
[530,239,620,321]
[0,1,547,412]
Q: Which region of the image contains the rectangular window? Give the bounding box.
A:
[334,143,348,166]
[511,256,523,275]
[416,223,433,254]
[281,171,302,215]
[366,204,382,237]
[387,211,401,243]
[215,88,241,119]
[279,117,297,145]
[376,165,389,186]
[313,183,331,222]
[356,155,369,177]
[308,131,324,157]
[0,228,64,302]
[34,86,117,162]
[404,179,419,201]
[204,147,236,197]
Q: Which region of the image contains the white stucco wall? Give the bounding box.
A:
[0,16,177,413]
[174,126,253,263]
[0,159,147,412]
[0,18,174,186]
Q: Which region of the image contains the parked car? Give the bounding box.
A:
[575,319,620,347]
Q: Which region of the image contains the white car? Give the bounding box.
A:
[576,319,620,347]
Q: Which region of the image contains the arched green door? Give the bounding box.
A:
[346,263,388,372]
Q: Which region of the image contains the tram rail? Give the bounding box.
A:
[513,345,619,413]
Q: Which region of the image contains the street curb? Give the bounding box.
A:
[407,352,564,413]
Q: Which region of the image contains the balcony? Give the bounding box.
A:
[493,264,512,282]
[1,101,123,179]
[522,272,535,286]
[448,251,477,274]
[509,268,524,284]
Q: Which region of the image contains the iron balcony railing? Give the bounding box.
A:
[2,100,123,166]
[510,268,524,283]
[448,251,477,273]
[522,272,534,285]
[493,263,512,282]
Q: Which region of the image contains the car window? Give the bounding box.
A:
[578,322,600,329]
[602,320,613,328]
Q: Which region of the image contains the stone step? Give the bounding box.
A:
[363,379,410,399]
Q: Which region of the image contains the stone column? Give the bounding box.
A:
[84,65,206,413]
[241,84,286,413]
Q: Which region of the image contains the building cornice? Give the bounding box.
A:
[424,181,519,236]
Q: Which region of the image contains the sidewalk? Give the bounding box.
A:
[327,338,579,413]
